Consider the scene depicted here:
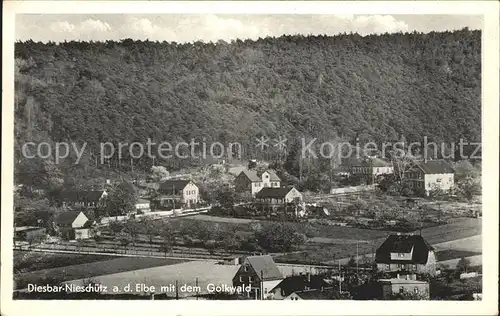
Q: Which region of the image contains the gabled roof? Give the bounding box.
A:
[238,170,261,182]
[245,255,283,281]
[55,211,87,226]
[159,180,193,194]
[413,159,454,174]
[59,190,106,202]
[271,275,330,297]
[238,169,281,182]
[255,187,296,199]
[291,288,336,300]
[375,234,434,264]
[263,170,281,182]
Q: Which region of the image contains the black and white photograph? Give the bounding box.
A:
[2,1,499,315]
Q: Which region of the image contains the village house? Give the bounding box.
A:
[14,226,47,243]
[135,198,151,214]
[343,157,394,180]
[378,276,430,299]
[405,159,454,196]
[54,211,93,240]
[232,255,284,299]
[156,180,199,208]
[375,234,437,276]
[234,169,281,196]
[284,287,337,300]
[58,190,108,209]
[254,187,303,209]
[269,274,331,300]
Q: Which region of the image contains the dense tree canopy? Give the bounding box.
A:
[14,29,481,175]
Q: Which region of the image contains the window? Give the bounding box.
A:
[399,286,405,294]
[413,264,417,271]
[436,178,442,183]
[414,287,419,294]
[244,265,248,272]
[239,276,243,282]
[248,276,253,283]
[386,264,390,270]
[397,264,402,269]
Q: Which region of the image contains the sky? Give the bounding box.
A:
[15,14,483,43]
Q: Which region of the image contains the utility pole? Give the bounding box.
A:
[338,260,342,293]
[195,278,199,300]
[260,270,264,300]
[175,280,179,300]
[356,241,359,275]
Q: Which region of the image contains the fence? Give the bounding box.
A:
[330,185,376,195]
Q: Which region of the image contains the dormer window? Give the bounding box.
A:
[244,265,248,272]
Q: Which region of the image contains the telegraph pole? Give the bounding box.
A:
[338,259,342,293]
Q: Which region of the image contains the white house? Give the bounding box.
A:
[232,255,284,299]
[157,180,199,208]
[406,159,454,196]
[135,198,151,213]
[234,169,281,196]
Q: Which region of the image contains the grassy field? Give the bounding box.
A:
[14,251,112,274]
[65,261,240,298]
[418,218,481,245]
[432,235,482,253]
[435,249,481,262]
[14,256,189,290]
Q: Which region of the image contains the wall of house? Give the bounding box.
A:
[251,182,263,195]
[285,189,303,203]
[262,280,283,299]
[285,293,302,300]
[424,173,454,193]
[383,282,429,299]
[182,182,199,206]
[261,172,272,187]
[372,166,394,176]
[390,250,413,261]
[234,174,252,193]
[75,228,92,240]
[417,251,437,275]
[72,212,89,228]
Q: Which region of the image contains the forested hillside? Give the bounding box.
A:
[14,29,481,175]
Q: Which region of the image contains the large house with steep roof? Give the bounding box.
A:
[232,255,284,299]
[405,159,454,196]
[375,234,437,276]
[234,169,281,196]
[157,179,199,208]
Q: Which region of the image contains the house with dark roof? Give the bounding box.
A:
[269,274,331,300]
[54,211,93,240]
[59,190,108,209]
[343,157,394,179]
[284,287,337,300]
[232,255,283,299]
[406,159,454,196]
[234,169,281,196]
[375,234,437,276]
[255,187,303,208]
[157,180,199,208]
